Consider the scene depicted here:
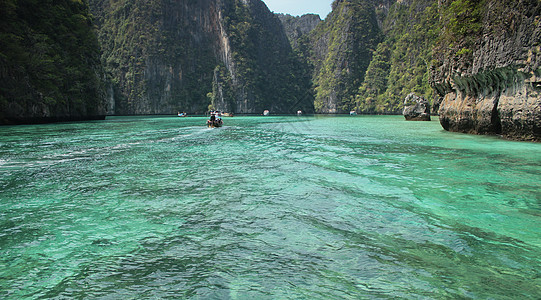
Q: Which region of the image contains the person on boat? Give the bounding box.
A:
[209,113,214,125]
[208,112,218,127]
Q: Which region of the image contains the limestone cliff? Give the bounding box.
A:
[0,0,106,124]
[214,0,314,114]
[299,0,422,115]
[90,0,222,115]
[355,0,439,114]
[277,0,441,116]
[276,14,321,48]
[308,0,383,113]
[431,0,541,141]
[90,0,313,115]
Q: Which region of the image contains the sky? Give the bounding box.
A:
[262,0,333,19]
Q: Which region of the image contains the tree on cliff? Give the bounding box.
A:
[292,0,439,115]
[355,0,440,114]
[0,0,106,124]
[308,0,383,113]
[89,0,314,115]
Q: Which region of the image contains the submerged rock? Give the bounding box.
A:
[403,93,431,121]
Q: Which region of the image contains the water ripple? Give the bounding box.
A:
[0,116,540,299]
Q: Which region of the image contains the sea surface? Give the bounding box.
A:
[0,115,540,299]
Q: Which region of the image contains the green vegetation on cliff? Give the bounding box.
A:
[431,0,541,141]
[5,0,534,133]
[221,0,314,113]
[0,0,105,123]
[90,0,218,114]
[91,0,313,115]
[308,0,382,113]
[292,0,441,114]
[355,0,440,114]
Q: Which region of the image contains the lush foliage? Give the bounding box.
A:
[91,0,219,114]
[444,0,485,37]
[0,0,105,122]
[355,0,440,114]
[2,0,502,120]
[92,0,161,113]
[91,0,313,114]
[308,0,383,113]
[221,0,314,113]
[435,0,486,59]
[293,0,489,114]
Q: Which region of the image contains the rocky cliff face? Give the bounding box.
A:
[276,14,321,48]
[215,0,314,114]
[308,0,383,113]
[355,0,439,114]
[90,0,221,115]
[403,93,431,121]
[0,0,106,124]
[299,0,435,115]
[90,0,313,115]
[431,0,541,141]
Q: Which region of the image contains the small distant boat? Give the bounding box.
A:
[297,110,303,116]
[350,111,357,116]
[178,112,187,117]
[263,110,270,116]
[223,112,234,117]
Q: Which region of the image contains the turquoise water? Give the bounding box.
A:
[0,115,540,299]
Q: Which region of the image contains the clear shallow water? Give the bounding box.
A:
[0,115,540,299]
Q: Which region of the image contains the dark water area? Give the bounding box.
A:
[1,115,540,299]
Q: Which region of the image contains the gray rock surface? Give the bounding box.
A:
[431,0,541,141]
[276,13,321,48]
[90,0,305,115]
[403,93,431,121]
